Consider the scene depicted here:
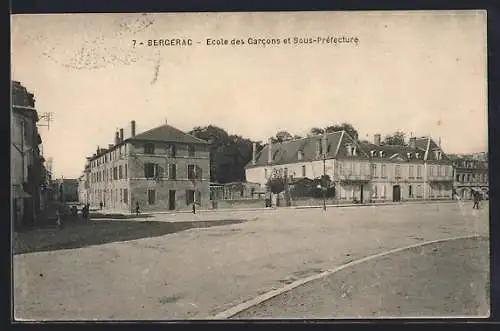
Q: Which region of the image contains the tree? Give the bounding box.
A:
[309,123,359,140]
[271,130,293,143]
[325,123,359,140]
[189,125,264,184]
[266,168,287,207]
[309,127,325,136]
[383,131,406,146]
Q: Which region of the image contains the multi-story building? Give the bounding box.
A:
[77,159,91,204]
[11,81,44,229]
[245,131,454,203]
[86,120,211,213]
[54,178,79,203]
[448,154,489,200]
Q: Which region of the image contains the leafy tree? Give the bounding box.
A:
[189,125,263,183]
[309,123,359,140]
[325,123,359,140]
[309,127,325,136]
[266,168,288,207]
[383,131,406,146]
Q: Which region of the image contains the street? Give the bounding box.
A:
[13,201,489,320]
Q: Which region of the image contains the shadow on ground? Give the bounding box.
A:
[13,219,247,255]
[89,213,154,219]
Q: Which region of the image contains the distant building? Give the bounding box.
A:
[77,160,91,204]
[448,154,489,199]
[86,120,211,213]
[54,178,79,203]
[245,131,454,203]
[11,81,45,229]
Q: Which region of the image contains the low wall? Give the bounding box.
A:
[213,199,267,210]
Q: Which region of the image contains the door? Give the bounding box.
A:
[409,185,413,198]
[168,190,176,210]
[360,185,364,204]
[393,185,401,202]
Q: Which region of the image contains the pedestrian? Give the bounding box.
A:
[55,207,63,228]
[135,201,140,216]
[99,201,103,210]
[473,190,480,209]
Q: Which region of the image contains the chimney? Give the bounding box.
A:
[131,120,136,137]
[252,142,257,165]
[322,133,328,157]
[115,131,120,145]
[374,134,381,146]
[108,144,113,149]
[267,138,272,164]
[119,128,124,142]
[409,137,416,149]
[96,146,100,155]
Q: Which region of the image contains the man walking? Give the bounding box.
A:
[472,190,481,209]
[135,201,140,216]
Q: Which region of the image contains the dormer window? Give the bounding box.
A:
[352,146,357,156]
[346,144,353,156]
[379,151,384,158]
[297,150,303,161]
[407,153,412,159]
[370,150,375,157]
[415,152,420,159]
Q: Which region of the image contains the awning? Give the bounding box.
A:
[12,185,32,198]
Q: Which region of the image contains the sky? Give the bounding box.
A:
[11,11,487,179]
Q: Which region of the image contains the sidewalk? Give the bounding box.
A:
[93,199,460,217]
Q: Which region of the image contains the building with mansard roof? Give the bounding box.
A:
[85,120,210,213]
[448,153,489,200]
[245,131,454,203]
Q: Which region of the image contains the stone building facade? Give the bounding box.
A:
[245,131,454,203]
[86,121,210,213]
[449,154,489,199]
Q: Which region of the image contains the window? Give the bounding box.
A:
[371,164,378,177]
[381,164,386,178]
[166,145,177,157]
[148,189,156,205]
[144,143,155,154]
[188,165,196,179]
[144,163,156,178]
[395,165,401,178]
[119,189,123,203]
[373,185,378,198]
[119,165,123,179]
[409,165,414,178]
[417,165,422,178]
[169,164,177,179]
[381,185,386,198]
[113,167,118,180]
[301,165,306,177]
[123,189,128,204]
[264,168,268,178]
[186,190,195,205]
[409,185,413,198]
[125,164,128,178]
[440,166,445,177]
[456,174,460,182]
[188,145,195,157]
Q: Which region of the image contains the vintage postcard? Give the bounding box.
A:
[11,11,489,321]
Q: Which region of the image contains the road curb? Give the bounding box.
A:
[209,234,487,320]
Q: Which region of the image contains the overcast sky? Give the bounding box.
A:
[11,11,487,178]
